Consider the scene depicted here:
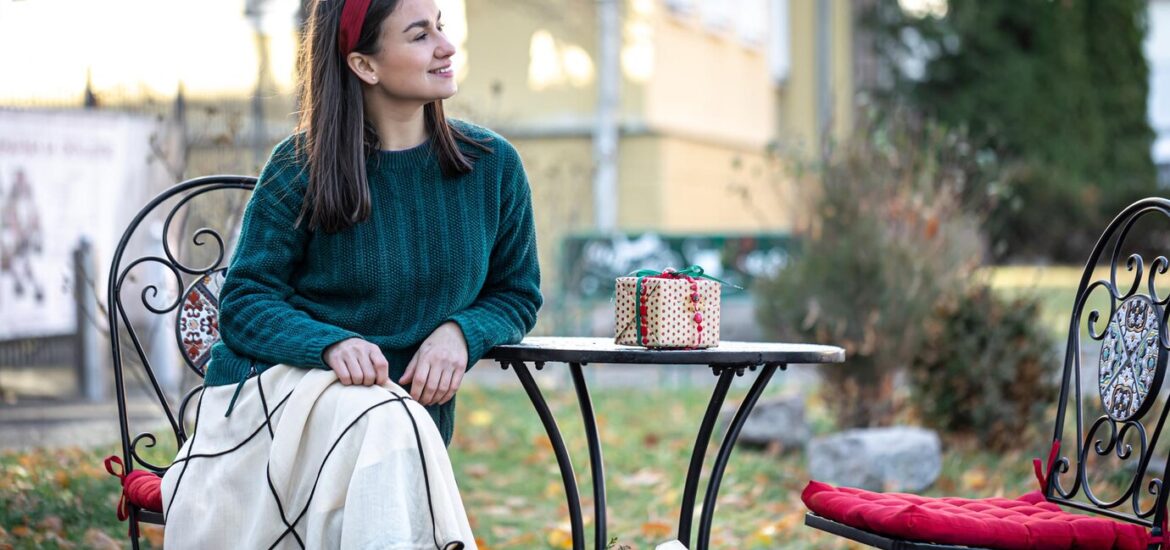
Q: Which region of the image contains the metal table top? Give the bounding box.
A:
[484,336,845,365]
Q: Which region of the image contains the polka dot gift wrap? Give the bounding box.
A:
[614,268,722,349]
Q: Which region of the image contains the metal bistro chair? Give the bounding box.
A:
[803,197,1170,549]
[106,175,256,549]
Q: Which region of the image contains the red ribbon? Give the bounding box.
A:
[104,455,164,521]
[1031,439,1060,492]
[338,0,373,55]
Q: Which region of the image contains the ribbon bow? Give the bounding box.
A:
[104,455,164,521]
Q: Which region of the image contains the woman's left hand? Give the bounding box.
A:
[399,322,469,406]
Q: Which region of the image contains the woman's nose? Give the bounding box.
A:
[436,34,456,59]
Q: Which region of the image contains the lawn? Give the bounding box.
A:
[1,381,1042,550]
[984,264,1116,341]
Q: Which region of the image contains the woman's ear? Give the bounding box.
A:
[346,52,379,85]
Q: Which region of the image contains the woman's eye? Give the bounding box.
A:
[414,33,427,41]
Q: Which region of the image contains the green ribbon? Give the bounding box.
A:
[628,265,740,346]
[628,265,742,289]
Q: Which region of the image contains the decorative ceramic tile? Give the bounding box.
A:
[176,270,226,376]
[1099,295,1166,421]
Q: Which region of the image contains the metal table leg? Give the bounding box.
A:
[676,367,737,546]
[506,360,585,549]
[568,363,607,550]
[695,363,780,550]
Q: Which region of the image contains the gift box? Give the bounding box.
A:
[614,267,723,349]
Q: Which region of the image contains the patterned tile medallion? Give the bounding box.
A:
[177,270,226,376]
[1099,295,1166,421]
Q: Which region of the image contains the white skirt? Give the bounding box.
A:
[160,364,476,550]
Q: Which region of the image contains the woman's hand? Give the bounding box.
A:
[324,338,389,386]
[399,322,468,406]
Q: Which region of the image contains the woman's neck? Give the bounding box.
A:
[364,96,428,151]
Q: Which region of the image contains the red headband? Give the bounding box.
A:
[338,0,373,55]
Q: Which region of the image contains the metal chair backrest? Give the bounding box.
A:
[106,175,255,477]
[1047,197,1170,535]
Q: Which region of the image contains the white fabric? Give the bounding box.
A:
[161,365,476,550]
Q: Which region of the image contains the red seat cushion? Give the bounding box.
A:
[802,480,1153,550]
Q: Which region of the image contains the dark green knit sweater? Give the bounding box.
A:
[206,120,543,445]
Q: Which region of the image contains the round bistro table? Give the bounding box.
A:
[483,336,845,550]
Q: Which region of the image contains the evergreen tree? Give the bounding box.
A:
[1085,0,1157,211]
[867,0,1157,260]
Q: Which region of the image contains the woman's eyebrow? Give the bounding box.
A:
[402,11,442,33]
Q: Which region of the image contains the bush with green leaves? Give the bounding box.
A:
[909,285,1057,450]
[756,111,984,428]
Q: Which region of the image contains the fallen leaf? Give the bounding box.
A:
[142,524,165,547]
[82,529,121,550]
[469,409,493,427]
[504,496,527,508]
[463,463,489,479]
[962,468,988,492]
[9,527,28,539]
[483,505,513,517]
[641,520,672,539]
[544,481,564,499]
[546,524,573,549]
[617,468,664,488]
[38,516,63,534]
[502,532,538,547]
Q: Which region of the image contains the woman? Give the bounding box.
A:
[160,0,542,547]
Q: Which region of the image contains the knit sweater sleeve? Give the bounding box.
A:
[447,146,543,369]
[217,140,360,368]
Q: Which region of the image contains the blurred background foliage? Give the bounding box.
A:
[868,0,1157,262]
[758,0,1156,441]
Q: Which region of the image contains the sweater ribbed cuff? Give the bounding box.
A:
[304,327,364,368]
[447,311,488,371]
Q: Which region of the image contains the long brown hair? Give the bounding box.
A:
[295,0,489,233]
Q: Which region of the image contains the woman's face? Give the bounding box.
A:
[362,0,457,105]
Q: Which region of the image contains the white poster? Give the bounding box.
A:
[0,109,159,339]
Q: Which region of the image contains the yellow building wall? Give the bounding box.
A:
[777,0,854,156]
[639,9,776,149]
[616,135,665,229]
[454,0,647,130]
[656,136,791,231]
[456,0,852,244]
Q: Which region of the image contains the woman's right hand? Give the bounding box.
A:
[323,338,389,386]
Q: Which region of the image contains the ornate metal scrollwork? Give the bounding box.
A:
[108,176,256,474]
[1049,199,1170,527]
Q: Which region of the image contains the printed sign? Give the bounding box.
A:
[0,109,159,339]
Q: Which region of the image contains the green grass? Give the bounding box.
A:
[1,383,1052,550]
[985,265,1114,342]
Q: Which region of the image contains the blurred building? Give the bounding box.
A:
[448,0,855,294]
[1,0,857,298]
